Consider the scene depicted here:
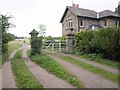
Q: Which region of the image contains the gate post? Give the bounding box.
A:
[66,28,75,53]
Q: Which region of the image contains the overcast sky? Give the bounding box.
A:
[0,0,119,37]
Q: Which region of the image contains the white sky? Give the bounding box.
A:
[0,0,119,37]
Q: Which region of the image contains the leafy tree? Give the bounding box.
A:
[1,14,15,60]
[115,1,120,15]
[37,24,46,37]
[60,35,66,40]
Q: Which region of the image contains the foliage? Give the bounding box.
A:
[115,3,120,15]
[0,55,2,69]
[8,40,22,55]
[53,54,119,83]
[60,35,66,40]
[46,36,53,40]
[79,54,120,69]
[1,14,15,60]
[75,27,120,61]
[12,50,43,88]
[75,30,96,54]
[31,37,42,55]
[28,51,84,88]
[38,24,46,37]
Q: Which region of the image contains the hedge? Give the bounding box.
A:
[75,27,120,62]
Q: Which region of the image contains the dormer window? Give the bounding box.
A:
[80,19,84,27]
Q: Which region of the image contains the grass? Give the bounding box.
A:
[0,55,2,69]
[18,38,30,45]
[28,50,84,88]
[11,50,43,88]
[53,54,119,84]
[78,54,119,69]
[8,40,22,55]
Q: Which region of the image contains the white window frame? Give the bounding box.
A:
[80,19,84,27]
[116,20,119,27]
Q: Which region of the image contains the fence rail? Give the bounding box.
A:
[42,40,66,52]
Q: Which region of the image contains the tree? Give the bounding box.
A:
[37,24,46,37]
[1,14,15,60]
[115,1,120,15]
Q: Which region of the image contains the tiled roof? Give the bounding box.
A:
[68,6,97,18]
[60,6,120,23]
[99,10,120,18]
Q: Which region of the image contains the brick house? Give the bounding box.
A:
[60,4,120,36]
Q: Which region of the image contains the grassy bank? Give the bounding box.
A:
[78,54,119,69]
[8,40,22,55]
[11,50,43,88]
[28,50,84,88]
[0,55,2,69]
[53,54,119,84]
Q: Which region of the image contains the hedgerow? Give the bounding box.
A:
[75,27,120,62]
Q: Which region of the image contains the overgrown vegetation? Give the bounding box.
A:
[31,37,42,55]
[75,27,120,62]
[12,50,43,88]
[1,14,16,61]
[53,54,119,84]
[30,29,42,55]
[0,55,2,69]
[28,50,84,88]
[8,40,22,55]
[79,54,119,69]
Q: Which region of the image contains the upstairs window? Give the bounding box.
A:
[116,20,119,27]
[80,19,84,27]
[104,20,107,27]
[66,19,73,29]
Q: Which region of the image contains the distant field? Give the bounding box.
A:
[8,40,22,55]
[17,39,30,45]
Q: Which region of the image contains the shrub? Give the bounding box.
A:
[92,28,120,61]
[75,27,120,62]
[75,30,96,54]
[31,37,42,55]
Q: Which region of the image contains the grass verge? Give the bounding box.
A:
[28,50,84,88]
[0,55,2,69]
[8,40,22,55]
[53,54,119,84]
[78,54,119,69]
[11,50,43,88]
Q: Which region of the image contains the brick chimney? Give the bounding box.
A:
[72,3,79,8]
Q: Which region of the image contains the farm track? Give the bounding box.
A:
[59,53,119,75]
[47,53,118,88]
[2,47,24,88]
[22,45,74,88]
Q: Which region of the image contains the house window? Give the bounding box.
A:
[104,20,107,27]
[66,19,73,29]
[80,19,84,27]
[116,20,119,27]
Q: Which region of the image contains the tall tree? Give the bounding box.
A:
[115,1,120,15]
[37,24,46,37]
[1,14,15,60]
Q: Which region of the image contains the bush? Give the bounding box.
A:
[31,37,42,55]
[75,27,120,62]
[75,30,96,54]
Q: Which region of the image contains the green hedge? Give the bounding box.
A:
[31,37,42,55]
[75,27,120,62]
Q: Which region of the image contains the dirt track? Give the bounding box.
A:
[60,53,118,74]
[48,54,118,88]
[23,46,74,88]
[2,47,23,88]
